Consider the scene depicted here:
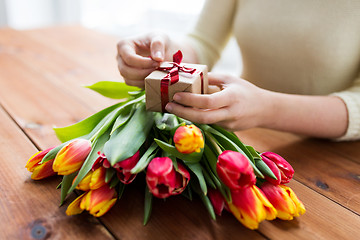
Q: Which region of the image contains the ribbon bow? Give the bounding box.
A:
[158,50,197,112]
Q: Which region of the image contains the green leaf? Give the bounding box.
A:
[255,160,277,180]
[203,144,218,174]
[54,102,122,143]
[88,96,145,142]
[246,145,261,159]
[85,81,141,99]
[110,104,135,134]
[211,125,255,162]
[60,172,77,206]
[202,167,216,189]
[41,140,71,164]
[104,103,154,166]
[131,142,158,174]
[109,177,120,188]
[190,179,215,220]
[154,139,202,164]
[143,185,153,225]
[187,163,207,195]
[117,183,125,199]
[154,113,179,131]
[105,168,116,183]
[67,130,110,195]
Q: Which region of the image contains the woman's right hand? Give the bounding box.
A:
[116,33,171,88]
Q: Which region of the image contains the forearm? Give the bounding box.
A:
[164,39,199,63]
[262,91,348,138]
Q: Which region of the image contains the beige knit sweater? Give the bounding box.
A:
[187,0,360,140]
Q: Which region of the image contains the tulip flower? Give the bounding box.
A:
[172,163,190,195]
[260,182,306,220]
[208,188,226,216]
[53,139,92,175]
[74,166,107,191]
[216,150,256,190]
[25,147,56,180]
[146,157,176,198]
[228,186,277,230]
[113,151,140,184]
[66,184,117,217]
[261,152,294,185]
[174,125,204,154]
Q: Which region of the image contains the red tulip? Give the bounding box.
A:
[53,139,92,175]
[146,157,176,198]
[113,151,140,184]
[228,186,277,229]
[66,184,117,217]
[260,182,306,220]
[174,125,204,154]
[216,150,256,190]
[25,147,56,180]
[172,162,190,195]
[208,188,226,216]
[261,152,294,185]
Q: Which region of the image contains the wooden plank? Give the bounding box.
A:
[0,29,118,148]
[259,180,360,240]
[0,105,113,240]
[237,129,360,215]
[24,25,121,81]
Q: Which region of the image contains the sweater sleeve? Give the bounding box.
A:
[185,0,237,70]
[330,75,360,141]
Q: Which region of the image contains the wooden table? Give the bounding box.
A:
[0,26,359,240]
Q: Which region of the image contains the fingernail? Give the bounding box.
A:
[154,51,163,59]
[165,103,172,112]
[173,94,181,102]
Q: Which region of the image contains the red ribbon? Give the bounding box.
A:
[158,50,202,112]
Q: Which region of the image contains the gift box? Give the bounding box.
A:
[145,51,208,112]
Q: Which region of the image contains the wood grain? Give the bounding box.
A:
[0,105,113,240]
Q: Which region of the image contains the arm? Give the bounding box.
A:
[165,73,349,139]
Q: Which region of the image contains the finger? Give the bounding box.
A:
[172,89,233,109]
[117,56,154,80]
[150,35,167,61]
[122,79,145,88]
[165,102,229,124]
[208,72,238,85]
[118,43,159,69]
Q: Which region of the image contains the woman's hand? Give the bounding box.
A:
[165,73,271,131]
[116,33,171,88]
[165,73,348,138]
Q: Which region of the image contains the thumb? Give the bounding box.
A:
[150,35,167,62]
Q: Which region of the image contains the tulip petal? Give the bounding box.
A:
[66,193,86,216]
[31,159,56,180]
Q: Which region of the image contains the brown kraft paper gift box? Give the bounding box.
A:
[145,62,208,112]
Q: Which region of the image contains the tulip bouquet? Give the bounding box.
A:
[25,81,305,229]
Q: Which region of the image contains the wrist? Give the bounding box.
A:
[257,89,279,129]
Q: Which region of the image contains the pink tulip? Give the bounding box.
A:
[216,150,256,190]
[208,188,226,216]
[172,162,190,195]
[146,157,176,199]
[261,152,294,185]
[113,151,140,184]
